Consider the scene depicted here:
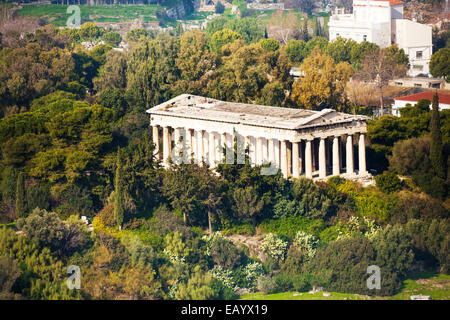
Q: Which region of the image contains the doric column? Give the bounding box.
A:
[262,138,268,163]
[305,140,312,178]
[333,136,340,176]
[319,138,326,178]
[173,128,182,164]
[249,136,256,166]
[287,142,292,177]
[163,126,170,166]
[226,133,235,164]
[204,131,210,165]
[152,125,159,159]
[193,130,199,164]
[346,135,354,174]
[236,133,245,164]
[274,139,280,168]
[280,140,288,178]
[292,141,300,178]
[209,132,216,168]
[185,128,192,163]
[359,133,367,175]
[218,132,226,165]
[256,137,263,165]
[268,138,274,165]
[197,130,204,165]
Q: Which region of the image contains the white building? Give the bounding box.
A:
[328,0,433,76]
[392,91,450,116]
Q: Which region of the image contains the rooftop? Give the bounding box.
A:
[394,91,450,104]
[376,0,404,6]
[354,0,404,6]
[146,94,367,130]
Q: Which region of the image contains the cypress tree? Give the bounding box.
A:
[15,172,26,218]
[114,149,125,230]
[302,19,310,42]
[430,92,446,179]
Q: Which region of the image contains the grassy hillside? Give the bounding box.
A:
[241,272,450,300]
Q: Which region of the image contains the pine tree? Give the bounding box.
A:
[114,149,125,230]
[15,172,26,218]
[430,92,446,180]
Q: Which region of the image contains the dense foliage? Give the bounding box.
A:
[0,17,448,300]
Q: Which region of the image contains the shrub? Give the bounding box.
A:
[103,31,122,47]
[371,224,414,282]
[303,237,379,295]
[260,216,326,240]
[209,277,238,300]
[293,231,318,260]
[163,231,190,264]
[261,233,288,265]
[272,272,294,293]
[375,171,403,194]
[291,273,314,292]
[243,261,265,291]
[281,246,307,275]
[221,223,256,236]
[210,265,238,291]
[336,216,380,240]
[389,136,431,176]
[353,188,398,223]
[16,208,87,257]
[389,190,448,224]
[232,186,264,224]
[207,232,242,269]
[257,276,277,293]
[147,205,191,238]
[259,38,280,52]
[96,202,116,228]
[292,178,333,219]
[272,198,303,219]
[405,219,450,273]
[175,269,215,300]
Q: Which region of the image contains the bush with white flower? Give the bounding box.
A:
[210,265,238,291]
[244,261,265,291]
[337,216,380,240]
[261,233,288,263]
[293,231,318,260]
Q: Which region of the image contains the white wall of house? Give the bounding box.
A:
[328,0,432,76]
[392,99,450,116]
[392,19,433,76]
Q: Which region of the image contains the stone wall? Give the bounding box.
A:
[247,3,284,10]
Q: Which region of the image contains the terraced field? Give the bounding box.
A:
[15,4,162,26]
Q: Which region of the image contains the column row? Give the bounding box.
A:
[151,125,367,178]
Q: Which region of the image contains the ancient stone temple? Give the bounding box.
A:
[146,94,369,180]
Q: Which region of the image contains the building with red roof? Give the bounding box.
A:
[392,91,450,116]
